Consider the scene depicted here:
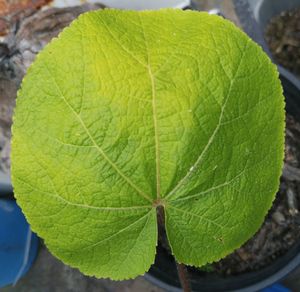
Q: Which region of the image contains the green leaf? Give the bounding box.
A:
[11,9,285,280]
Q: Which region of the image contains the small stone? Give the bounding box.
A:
[287,187,299,216]
[237,248,249,261]
[272,211,285,225]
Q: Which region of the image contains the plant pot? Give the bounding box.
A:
[50,0,191,10]
[233,0,300,37]
[145,70,300,291]
[0,199,39,288]
[95,0,190,9]
[0,170,13,197]
[233,0,300,78]
[247,0,300,31]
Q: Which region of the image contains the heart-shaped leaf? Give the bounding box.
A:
[11,9,285,280]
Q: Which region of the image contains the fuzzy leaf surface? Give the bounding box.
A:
[11,9,285,279]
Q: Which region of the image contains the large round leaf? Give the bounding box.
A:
[11,9,285,280]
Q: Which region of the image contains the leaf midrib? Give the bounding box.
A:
[138,15,161,200]
[40,22,250,210]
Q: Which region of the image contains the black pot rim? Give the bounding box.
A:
[233,0,300,81]
[145,252,300,292]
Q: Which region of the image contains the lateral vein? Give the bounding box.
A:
[139,15,161,199]
[43,64,153,204]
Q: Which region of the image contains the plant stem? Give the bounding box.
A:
[156,206,192,292]
[176,262,192,292]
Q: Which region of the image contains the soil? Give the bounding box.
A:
[265,8,300,77]
[0,0,53,36]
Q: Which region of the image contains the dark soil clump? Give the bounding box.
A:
[265,8,300,77]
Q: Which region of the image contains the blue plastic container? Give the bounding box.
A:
[0,199,39,288]
[261,283,291,292]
